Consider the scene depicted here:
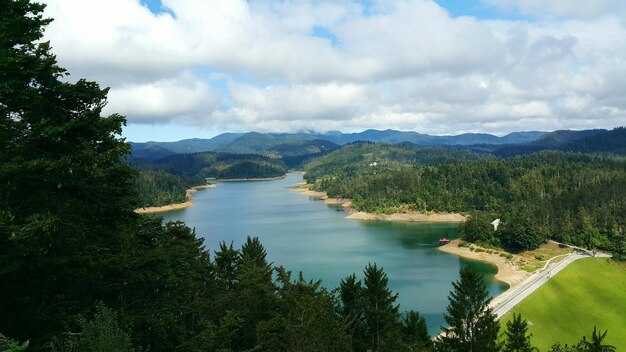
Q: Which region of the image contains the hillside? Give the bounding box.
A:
[266,139,340,168]
[131,152,288,207]
[129,129,548,158]
[304,146,626,255]
[491,128,626,157]
[130,133,245,155]
[133,151,287,179]
[219,132,317,154]
[303,142,491,182]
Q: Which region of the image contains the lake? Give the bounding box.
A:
[161,173,507,334]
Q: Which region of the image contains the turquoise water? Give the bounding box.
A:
[161,173,508,334]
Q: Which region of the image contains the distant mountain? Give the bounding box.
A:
[560,127,626,154]
[315,129,547,146]
[219,132,317,154]
[130,133,245,157]
[129,129,551,160]
[491,129,623,157]
[266,139,340,168]
[131,151,287,179]
[128,144,176,161]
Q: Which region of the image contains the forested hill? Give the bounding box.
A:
[488,127,626,157]
[129,129,548,157]
[304,142,492,182]
[304,144,626,256]
[131,152,288,207]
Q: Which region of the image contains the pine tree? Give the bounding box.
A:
[584,326,616,352]
[437,266,500,352]
[0,0,135,344]
[362,263,403,352]
[503,313,537,352]
[401,310,432,351]
[339,273,368,352]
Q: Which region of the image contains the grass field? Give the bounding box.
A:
[502,258,626,350]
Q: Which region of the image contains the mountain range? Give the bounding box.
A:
[129,129,547,159]
[129,127,626,167]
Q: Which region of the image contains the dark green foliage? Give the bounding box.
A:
[503,314,537,352]
[304,142,490,183]
[437,266,499,352]
[498,218,545,253]
[493,128,626,157]
[549,327,616,352]
[362,263,403,351]
[401,310,432,351]
[260,268,351,352]
[461,212,496,244]
[134,169,205,207]
[132,151,287,178]
[0,0,136,345]
[49,303,134,352]
[131,151,287,207]
[338,264,409,352]
[0,334,28,352]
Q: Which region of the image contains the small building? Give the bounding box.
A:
[491,219,501,231]
[439,238,450,245]
[369,162,378,167]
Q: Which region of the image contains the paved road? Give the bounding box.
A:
[490,248,612,319]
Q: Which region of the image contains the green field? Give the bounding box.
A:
[502,258,626,350]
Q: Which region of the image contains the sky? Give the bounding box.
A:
[40,0,626,142]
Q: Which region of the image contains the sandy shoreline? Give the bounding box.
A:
[291,181,466,223]
[438,239,530,288]
[134,184,220,214]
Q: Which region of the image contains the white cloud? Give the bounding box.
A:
[40,0,626,136]
[104,72,220,122]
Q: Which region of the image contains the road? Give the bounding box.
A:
[490,247,612,319]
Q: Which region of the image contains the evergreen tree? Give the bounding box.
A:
[503,313,537,352]
[339,273,368,352]
[232,236,277,350]
[0,0,136,345]
[362,263,403,352]
[401,310,432,351]
[437,266,500,352]
[583,327,616,352]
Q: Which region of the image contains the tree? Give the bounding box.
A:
[401,310,432,351]
[582,327,616,352]
[461,212,496,244]
[49,303,134,352]
[503,313,537,352]
[549,327,616,352]
[0,334,28,352]
[232,236,277,350]
[0,0,136,345]
[437,266,500,352]
[362,263,403,352]
[339,273,368,352]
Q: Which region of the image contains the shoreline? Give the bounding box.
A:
[438,239,530,288]
[134,184,220,214]
[291,181,466,223]
[210,174,287,182]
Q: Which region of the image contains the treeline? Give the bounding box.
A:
[1,235,614,351]
[306,151,626,255]
[132,151,288,179]
[304,142,491,182]
[131,152,288,207]
[134,170,205,207]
